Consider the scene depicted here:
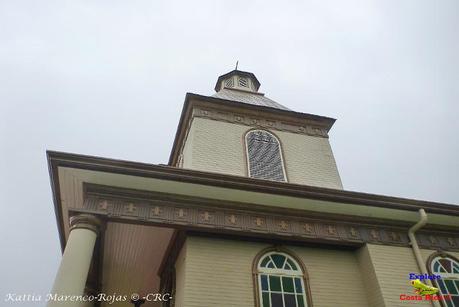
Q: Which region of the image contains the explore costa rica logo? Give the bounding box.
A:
[399,273,452,302]
[410,279,438,296]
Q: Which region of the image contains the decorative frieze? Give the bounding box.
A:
[76,196,459,251]
[348,226,360,240]
[193,107,329,138]
[303,223,316,235]
[418,234,459,250]
[226,214,238,225]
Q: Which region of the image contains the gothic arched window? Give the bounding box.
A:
[429,254,459,306]
[255,250,310,307]
[245,130,287,182]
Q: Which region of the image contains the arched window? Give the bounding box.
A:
[255,250,310,307]
[429,254,459,306]
[245,130,287,182]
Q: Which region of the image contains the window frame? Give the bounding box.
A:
[244,129,288,182]
[252,247,313,307]
[427,252,459,307]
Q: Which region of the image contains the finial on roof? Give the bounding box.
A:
[235,60,239,70]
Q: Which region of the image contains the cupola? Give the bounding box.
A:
[214,70,261,93]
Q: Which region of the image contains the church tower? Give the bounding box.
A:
[47,68,459,307]
[169,69,343,190]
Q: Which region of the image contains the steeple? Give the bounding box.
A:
[170,69,342,190]
[213,69,290,111]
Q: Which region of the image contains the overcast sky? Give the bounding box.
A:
[1,0,458,305]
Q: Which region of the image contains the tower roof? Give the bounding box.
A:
[213,69,290,111]
[212,89,290,111]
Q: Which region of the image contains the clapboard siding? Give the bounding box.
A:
[289,245,369,307]
[174,241,187,307]
[181,117,343,189]
[367,244,432,307]
[356,245,386,307]
[176,236,368,307]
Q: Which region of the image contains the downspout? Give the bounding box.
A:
[408,209,428,276]
[408,209,440,307]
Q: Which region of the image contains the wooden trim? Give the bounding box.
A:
[47,150,459,250]
[158,230,179,278]
[188,94,336,128]
[70,189,459,251]
[241,128,250,177]
[82,183,458,232]
[191,104,330,139]
[158,231,187,286]
[47,151,66,250]
[47,151,459,214]
[168,93,336,166]
[168,95,193,167]
[251,246,314,307]
[96,227,105,306]
[158,231,186,307]
[173,113,196,168]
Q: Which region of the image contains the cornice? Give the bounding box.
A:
[47,150,459,215]
[74,193,459,252]
[47,150,459,250]
[82,183,457,231]
[191,105,329,138]
[167,93,336,166]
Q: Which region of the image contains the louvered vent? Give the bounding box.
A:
[246,130,286,182]
[225,78,234,88]
[238,77,248,87]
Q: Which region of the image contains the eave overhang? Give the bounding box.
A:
[48,151,459,251]
[168,92,337,166]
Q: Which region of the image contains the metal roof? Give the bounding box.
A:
[212,89,291,111]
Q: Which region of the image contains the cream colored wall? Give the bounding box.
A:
[181,117,343,189]
[276,129,342,189]
[174,240,187,307]
[356,245,386,307]
[182,117,245,176]
[175,236,368,307]
[362,244,455,307]
[288,245,369,306]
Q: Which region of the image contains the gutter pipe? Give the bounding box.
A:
[409,209,428,276]
[408,209,440,307]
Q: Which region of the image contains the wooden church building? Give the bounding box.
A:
[47,70,459,307]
